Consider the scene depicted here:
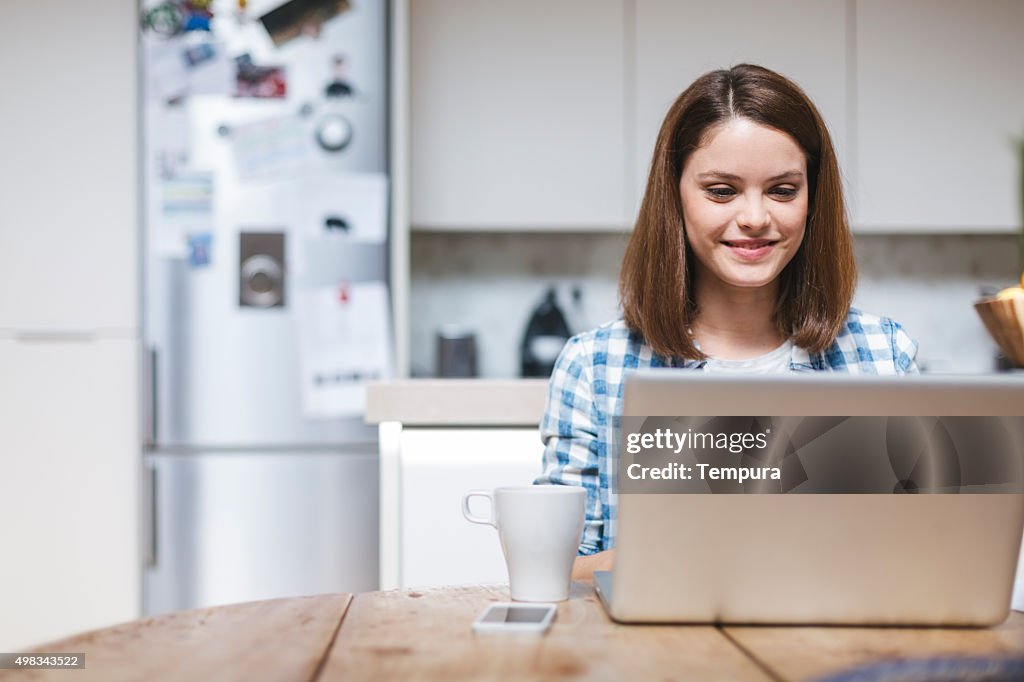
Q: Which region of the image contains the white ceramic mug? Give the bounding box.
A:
[462,485,586,602]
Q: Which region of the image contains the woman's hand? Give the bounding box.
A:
[571,549,615,581]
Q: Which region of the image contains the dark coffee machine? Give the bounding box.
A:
[520,288,572,378]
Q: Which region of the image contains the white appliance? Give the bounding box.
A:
[140,0,390,615]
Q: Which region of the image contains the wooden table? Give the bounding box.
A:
[3,583,1023,682]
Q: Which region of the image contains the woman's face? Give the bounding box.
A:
[679,117,808,293]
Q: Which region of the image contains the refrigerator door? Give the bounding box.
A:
[144,449,378,616]
[142,0,389,448]
[145,239,385,447]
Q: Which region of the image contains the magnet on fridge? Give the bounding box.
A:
[258,0,352,46]
[187,232,213,267]
[183,0,214,32]
[315,113,353,152]
[325,55,354,98]
[324,215,350,233]
[234,54,287,99]
[143,2,185,37]
[239,231,286,308]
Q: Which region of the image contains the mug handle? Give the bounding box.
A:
[462,490,496,528]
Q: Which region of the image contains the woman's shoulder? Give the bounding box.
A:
[567,318,634,346]
[838,307,916,347]
[551,318,675,392]
[821,308,919,374]
[558,318,652,366]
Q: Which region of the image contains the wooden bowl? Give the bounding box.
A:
[974,296,1024,368]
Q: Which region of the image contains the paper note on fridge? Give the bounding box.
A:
[300,173,388,244]
[157,171,215,258]
[146,40,189,102]
[146,39,233,102]
[297,282,392,418]
[229,113,313,180]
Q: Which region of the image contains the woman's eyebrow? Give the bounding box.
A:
[768,170,805,181]
[695,170,805,182]
[697,171,742,180]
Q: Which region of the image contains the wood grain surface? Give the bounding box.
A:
[726,612,1024,681]
[317,582,773,682]
[0,594,351,682]
[4,586,1022,681]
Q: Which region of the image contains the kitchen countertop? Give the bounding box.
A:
[366,373,1024,427]
[366,379,548,426]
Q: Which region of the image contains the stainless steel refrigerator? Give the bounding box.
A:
[140,0,389,615]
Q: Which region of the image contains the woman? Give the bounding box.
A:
[535,64,919,580]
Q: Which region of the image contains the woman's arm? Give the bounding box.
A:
[889,320,920,374]
[572,549,615,581]
[534,335,606,555]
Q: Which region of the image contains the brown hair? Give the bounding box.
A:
[619,63,856,359]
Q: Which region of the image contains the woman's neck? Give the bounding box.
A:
[691,274,787,360]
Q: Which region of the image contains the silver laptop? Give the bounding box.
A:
[594,373,1024,625]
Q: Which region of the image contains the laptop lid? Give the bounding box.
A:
[606,373,1024,625]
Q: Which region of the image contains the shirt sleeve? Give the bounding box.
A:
[534,335,604,555]
[890,321,920,374]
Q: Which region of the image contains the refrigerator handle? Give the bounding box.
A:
[144,463,158,569]
[144,346,158,447]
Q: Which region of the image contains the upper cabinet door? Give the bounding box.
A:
[0,0,138,330]
[633,1,850,220]
[856,0,1024,232]
[410,0,628,230]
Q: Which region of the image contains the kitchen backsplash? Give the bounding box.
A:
[410,232,1021,377]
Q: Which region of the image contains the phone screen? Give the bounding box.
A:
[480,605,552,624]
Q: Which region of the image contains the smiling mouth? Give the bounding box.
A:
[721,239,779,261]
[721,239,778,249]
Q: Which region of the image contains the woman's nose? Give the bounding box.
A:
[736,195,772,231]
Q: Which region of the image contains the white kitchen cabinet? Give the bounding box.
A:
[410,0,629,230]
[0,0,140,650]
[0,338,140,649]
[0,0,138,330]
[395,427,545,589]
[855,0,1024,232]
[633,0,851,220]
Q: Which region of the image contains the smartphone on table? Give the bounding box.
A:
[472,602,557,634]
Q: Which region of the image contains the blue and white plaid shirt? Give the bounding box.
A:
[535,307,920,555]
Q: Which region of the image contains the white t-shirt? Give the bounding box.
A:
[702,339,794,374]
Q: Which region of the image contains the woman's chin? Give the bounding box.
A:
[713,266,782,290]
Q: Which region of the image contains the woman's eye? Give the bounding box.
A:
[705,187,735,199]
[770,186,798,199]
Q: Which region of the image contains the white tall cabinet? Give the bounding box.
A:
[0,0,140,649]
